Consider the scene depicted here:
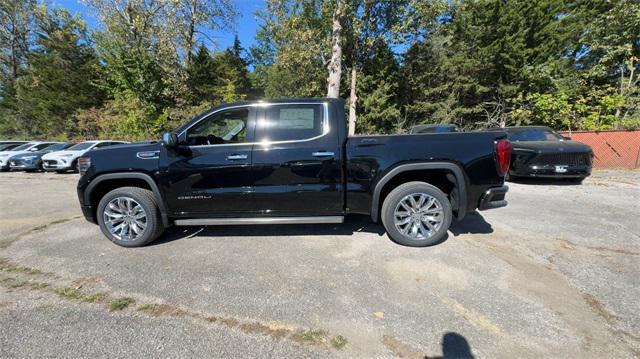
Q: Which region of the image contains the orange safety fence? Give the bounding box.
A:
[558,130,640,169]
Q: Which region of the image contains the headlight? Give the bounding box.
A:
[22,155,38,160]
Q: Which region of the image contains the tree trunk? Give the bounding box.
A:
[348,65,357,135]
[186,0,198,65]
[326,0,343,98]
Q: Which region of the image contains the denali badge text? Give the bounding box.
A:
[177,195,212,200]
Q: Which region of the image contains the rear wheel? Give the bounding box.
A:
[566,177,584,185]
[97,187,164,247]
[381,181,452,247]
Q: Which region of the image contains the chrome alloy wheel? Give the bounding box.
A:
[393,193,444,240]
[103,197,147,241]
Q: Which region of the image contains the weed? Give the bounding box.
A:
[330,335,348,349]
[110,297,135,311]
[292,329,327,345]
[54,287,105,303]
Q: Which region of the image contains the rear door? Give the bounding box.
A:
[251,103,343,216]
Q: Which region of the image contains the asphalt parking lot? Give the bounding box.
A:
[0,170,638,358]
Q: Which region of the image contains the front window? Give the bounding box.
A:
[68,142,96,151]
[186,108,249,146]
[257,104,324,142]
[507,128,562,141]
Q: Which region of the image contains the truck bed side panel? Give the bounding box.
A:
[345,132,506,216]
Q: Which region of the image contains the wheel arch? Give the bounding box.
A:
[370,162,467,223]
[84,173,169,227]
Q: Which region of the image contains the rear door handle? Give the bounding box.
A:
[226,154,248,160]
[312,151,335,157]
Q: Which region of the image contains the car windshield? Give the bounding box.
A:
[67,142,95,150]
[43,143,69,151]
[507,128,562,141]
[11,143,33,151]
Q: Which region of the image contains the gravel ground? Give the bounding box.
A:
[0,170,638,358]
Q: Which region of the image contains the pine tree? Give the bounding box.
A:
[14,7,105,138]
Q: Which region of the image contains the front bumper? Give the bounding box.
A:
[9,159,40,170]
[42,158,73,170]
[478,185,508,210]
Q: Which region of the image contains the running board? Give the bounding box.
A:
[174,216,344,226]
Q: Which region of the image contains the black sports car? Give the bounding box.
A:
[494,126,593,182]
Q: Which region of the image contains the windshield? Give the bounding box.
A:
[67,142,95,151]
[507,128,562,141]
[43,143,70,151]
[11,143,33,151]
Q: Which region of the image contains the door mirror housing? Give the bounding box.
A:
[162,132,179,148]
[562,135,571,141]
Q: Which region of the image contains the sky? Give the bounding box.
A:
[49,0,266,51]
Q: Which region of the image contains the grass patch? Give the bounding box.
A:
[137,303,159,312]
[292,329,328,345]
[8,280,27,288]
[110,297,135,311]
[54,287,105,303]
[330,335,348,349]
[137,303,184,317]
[0,259,42,275]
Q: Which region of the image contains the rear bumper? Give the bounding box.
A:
[511,165,591,178]
[478,185,508,210]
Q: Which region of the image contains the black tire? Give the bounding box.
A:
[567,177,584,185]
[97,187,164,247]
[381,181,453,247]
[71,159,79,173]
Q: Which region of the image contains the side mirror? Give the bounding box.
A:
[562,135,571,141]
[162,132,179,148]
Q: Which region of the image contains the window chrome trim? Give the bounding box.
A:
[179,102,330,148]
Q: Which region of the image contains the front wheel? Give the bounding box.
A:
[381,181,453,247]
[97,187,165,247]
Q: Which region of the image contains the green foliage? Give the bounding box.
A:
[0,0,638,139]
[8,7,105,138]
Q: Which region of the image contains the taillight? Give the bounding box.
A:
[495,139,512,177]
[78,157,91,175]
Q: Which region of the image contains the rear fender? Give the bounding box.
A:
[370,162,467,222]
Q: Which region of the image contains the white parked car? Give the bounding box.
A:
[0,142,59,171]
[42,140,127,173]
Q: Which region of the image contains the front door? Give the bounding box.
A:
[251,103,343,216]
[160,107,256,216]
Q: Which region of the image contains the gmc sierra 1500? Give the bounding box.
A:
[77,98,511,247]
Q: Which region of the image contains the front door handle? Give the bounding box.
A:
[226,154,248,161]
[312,151,335,158]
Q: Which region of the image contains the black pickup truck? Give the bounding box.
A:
[77,98,512,247]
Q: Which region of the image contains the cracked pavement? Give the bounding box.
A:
[0,170,639,358]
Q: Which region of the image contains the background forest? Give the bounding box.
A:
[1,0,638,141]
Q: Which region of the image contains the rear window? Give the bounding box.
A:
[507,128,561,141]
[257,104,324,142]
